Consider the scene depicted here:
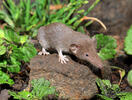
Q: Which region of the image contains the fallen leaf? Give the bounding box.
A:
[50,4,66,10]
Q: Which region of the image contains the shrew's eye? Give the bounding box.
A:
[86,54,89,56]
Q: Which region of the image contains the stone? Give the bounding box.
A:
[28,54,98,99]
[0,89,10,100]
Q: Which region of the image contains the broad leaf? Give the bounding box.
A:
[0,39,4,45]
[7,65,20,73]
[0,61,7,68]
[96,78,120,99]
[127,70,132,86]
[0,45,6,55]
[95,34,117,60]
[0,29,5,38]
[8,91,32,100]
[20,35,28,45]
[0,10,15,28]
[9,78,58,100]
[20,43,37,62]
[124,25,132,55]
[117,92,132,100]
[97,94,113,100]
[31,78,57,99]
[0,70,14,85]
[4,29,20,43]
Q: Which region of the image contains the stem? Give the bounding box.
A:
[84,0,100,16]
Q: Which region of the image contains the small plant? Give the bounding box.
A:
[0,70,14,85]
[95,34,117,60]
[96,78,132,100]
[9,78,58,100]
[124,25,132,55]
[0,0,48,37]
[124,25,132,87]
[0,28,37,84]
[111,66,125,85]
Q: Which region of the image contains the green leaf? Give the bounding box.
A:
[117,92,132,100]
[127,70,132,86]
[25,0,31,26]
[20,43,37,62]
[10,56,21,66]
[96,78,120,99]
[0,45,6,55]
[0,38,4,45]
[0,61,7,68]
[31,29,38,37]
[8,91,33,100]
[77,9,85,14]
[0,10,15,28]
[84,0,100,16]
[124,25,132,55]
[0,29,5,38]
[31,78,57,99]
[20,35,28,45]
[9,78,58,100]
[96,78,110,95]
[98,49,116,60]
[11,43,36,62]
[4,0,20,22]
[0,70,14,85]
[4,29,20,43]
[77,26,85,33]
[11,46,24,61]
[95,34,117,60]
[97,94,113,100]
[7,65,20,73]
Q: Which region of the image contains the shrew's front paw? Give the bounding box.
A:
[59,55,69,64]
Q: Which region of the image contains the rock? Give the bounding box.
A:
[0,89,10,100]
[28,54,98,99]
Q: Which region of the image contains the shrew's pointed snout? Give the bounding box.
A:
[97,63,104,69]
[94,57,104,69]
[88,55,104,69]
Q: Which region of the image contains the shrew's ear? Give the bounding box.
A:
[70,44,80,54]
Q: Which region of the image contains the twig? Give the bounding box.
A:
[80,16,107,31]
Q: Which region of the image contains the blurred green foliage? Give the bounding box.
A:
[0,28,37,84]
[0,0,100,36]
[96,78,132,100]
[124,25,132,55]
[9,78,58,100]
[127,70,132,86]
[95,34,117,60]
[124,26,132,87]
[0,70,14,85]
